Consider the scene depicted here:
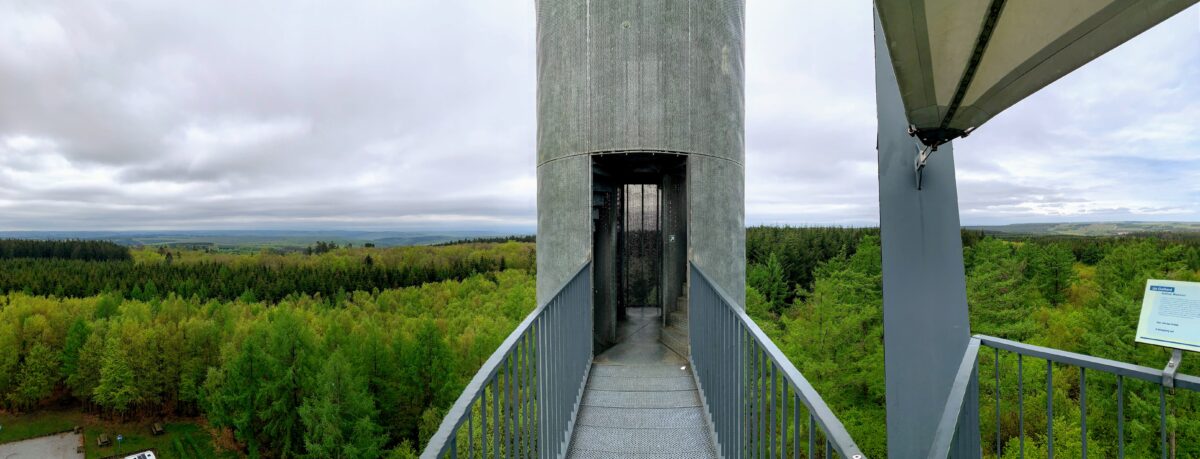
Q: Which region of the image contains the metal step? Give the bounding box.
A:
[668,310,688,328]
[581,389,701,409]
[566,449,716,459]
[587,375,695,392]
[575,406,707,429]
[567,307,716,459]
[590,364,692,379]
[567,425,717,457]
[660,324,689,359]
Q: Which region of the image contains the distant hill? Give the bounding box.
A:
[0,230,535,251]
[965,221,1200,236]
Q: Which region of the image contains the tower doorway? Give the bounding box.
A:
[591,153,687,354]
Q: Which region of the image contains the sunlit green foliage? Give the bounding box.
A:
[0,243,536,457]
[753,228,1200,458]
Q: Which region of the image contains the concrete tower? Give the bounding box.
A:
[535,1,745,351]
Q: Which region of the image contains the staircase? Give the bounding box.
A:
[660,284,689,358]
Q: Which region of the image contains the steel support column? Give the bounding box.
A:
[874,8,980,458]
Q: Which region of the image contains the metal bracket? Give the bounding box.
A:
[1163,348,1183,388]
[908,125,975,190]
[914,143,936,190]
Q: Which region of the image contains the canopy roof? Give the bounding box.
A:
[876,0,1196,146]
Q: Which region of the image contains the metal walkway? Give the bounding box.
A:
[420,264,867,459]
[567,307,717,458]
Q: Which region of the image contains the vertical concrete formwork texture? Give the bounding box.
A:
[535,0,746,307]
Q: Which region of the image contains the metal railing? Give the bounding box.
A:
[930,334,1200,459]
[689,263,867,459]
[422,262,593,459]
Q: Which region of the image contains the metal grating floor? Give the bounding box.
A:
[567,308,717,458]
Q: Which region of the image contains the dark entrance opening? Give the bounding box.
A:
[591,153,687,354]
[621,183,661,311]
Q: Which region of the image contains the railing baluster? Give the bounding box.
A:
[727,306,734,459]
[1018,353,1024,459]
[1080,367,1086,459]
[738,323,744,458]
[808,414,814,459]
[1117,375,1124,459]
[742,325,748,458]
[550,298,556,459]
[771,364,777,459]
[782,383,789,459]
[493,377,500,458]
[971,335,1199,459]
[1159,385,1167,459]
[507,356,513,458]
[761,346,767,459]
[751,341,757,458]
[482,388,489,458]
[995,347,1001,458]
[524,338,530,457]
[525,331,533,459]
[793,393,800,459]
[1047,359,1053,459]
[687,264,865,459]
[536,317,544,459]
[468,401,474,459]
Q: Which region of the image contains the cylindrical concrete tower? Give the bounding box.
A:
[536,1,745,347]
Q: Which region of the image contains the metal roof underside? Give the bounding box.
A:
[876,0,1197,145]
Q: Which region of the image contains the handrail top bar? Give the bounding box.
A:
[421,260,591,459]
[927,337,982,459]
[975,334,1200,392]
[690,261,867,459]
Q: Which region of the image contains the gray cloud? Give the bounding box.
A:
[0,1,1196,230]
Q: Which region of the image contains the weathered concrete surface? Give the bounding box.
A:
[536,0,746,307]
[537,155,592,305]
[686,155,744,306]
[0,432,84,458]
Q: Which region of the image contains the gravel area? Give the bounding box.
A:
[0,432,83,459]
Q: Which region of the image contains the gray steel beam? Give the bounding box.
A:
[874,8,980,458]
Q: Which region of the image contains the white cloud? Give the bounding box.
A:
[0,1,1196,230]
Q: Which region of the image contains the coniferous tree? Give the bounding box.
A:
[966,238,1041,340]
[206,326,272,454]
[398,320,453,443]
[1026,243,1077,306]
[260,309,318,457]
[60,318,90,383]
[300,350,386,458]
[747,252,789,315]
[8,343,59,409]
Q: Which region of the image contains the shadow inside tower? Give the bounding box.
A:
[591,153,687,354]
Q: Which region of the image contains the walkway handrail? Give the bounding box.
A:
[690,262,866,459]
[422,262,593,459]
[928,337,981,459]
[977,335,1200,391]
[927,333,1200,458]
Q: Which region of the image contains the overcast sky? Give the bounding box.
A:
[1,2,1197,231]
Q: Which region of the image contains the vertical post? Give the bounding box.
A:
[874,8,979,458]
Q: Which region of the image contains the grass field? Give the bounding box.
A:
[0,410,236,458]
